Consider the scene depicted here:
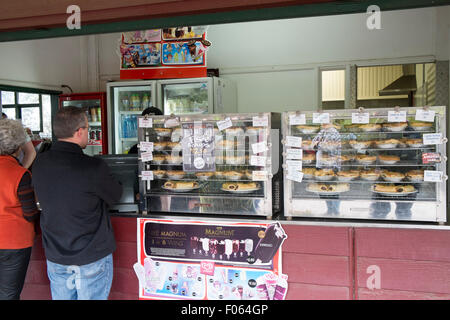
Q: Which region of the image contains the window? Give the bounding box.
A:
[321,69,346,110]
[1,89,55,138]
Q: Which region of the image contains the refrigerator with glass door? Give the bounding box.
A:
[58,92,108,156]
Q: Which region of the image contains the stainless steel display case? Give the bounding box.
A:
[138,112,282,218]
[282,106,447,222]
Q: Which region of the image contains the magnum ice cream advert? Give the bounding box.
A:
[136,218,288,300]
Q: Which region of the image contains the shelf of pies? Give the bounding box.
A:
[300,153,436,167]
[150,180,264,196]
[293,121,435,135]
[301,168,431,184]
[147,154,266,167]
[151,170,257,181]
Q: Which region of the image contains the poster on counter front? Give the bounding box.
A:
[135,218,288,300]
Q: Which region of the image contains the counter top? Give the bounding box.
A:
[109,211,450,230]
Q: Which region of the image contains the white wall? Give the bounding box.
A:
[0,36,86,92]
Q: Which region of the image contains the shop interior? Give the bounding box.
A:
[0,6,449,224]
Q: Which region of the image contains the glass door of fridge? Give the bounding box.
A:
[112,85,157,154]
[62,99,102,156]
[161,81,211,115]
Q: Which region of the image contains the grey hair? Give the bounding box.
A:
[0,119,27,155]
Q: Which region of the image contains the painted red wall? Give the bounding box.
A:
[21,217,450,300]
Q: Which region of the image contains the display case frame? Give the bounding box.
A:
[282,106,447,223]
[137,112,282,219]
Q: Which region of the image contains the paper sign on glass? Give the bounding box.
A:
[423,133,442,145]
[141,151,153,162]
[252,141,268,154]
[286,160,302,172]
[141,171,154,181]
[253,116,269,127]
[250,155,266,167]
[285,136,302,148]
[286,148,303,160]
[287,170,303,183]
[313,112,330,124]
[351,112,370,124]
[217,118,232,131]
[424,170,443,182]
[164,118,180,128]
[415,109,435,122]
[140,141,154,152]
[289,114,306,125]
[387,110,406,123]
[138,118,153,128]
[252,170,268,181]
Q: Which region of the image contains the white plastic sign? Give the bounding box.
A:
[217,118,232,131]
[138,118,153,128]
[351,112,370,124]
[250,155,266,167]
[140,141,154,152]
[415,109,435,122]
[289,114,306,125]
[285,136,302,148]
[141,171,154,181]
[141,151,153,162]
[313,112,330,124]
[251,141,268,154]
[286,148,303,160]
[423,133,442,145]
[424,170,443,182]
[388,110,406,123]
[252,116,269,127]
[287,170,304,183]
[252,170,268,181]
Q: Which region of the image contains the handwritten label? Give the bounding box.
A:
[141,171,154,181]
[252,116,269,127]
[423,133,442,145]
[289,114,306,125]
[387,110,406,123]
[313,112,330,124]
[138,118,153,128]
[141,151,153,162]
[250,155,266,167]
[415,109,435,122]
[286,148,303,160]
[252,141,268,154]
[351,112,370,124]
[217,117,232,131]
[287,170,304,183]
[285,136,302,148]
[286,160,302,172]
[424,170,443,182]
[252,170,268,181]
[139,141,154,152]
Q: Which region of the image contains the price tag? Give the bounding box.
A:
[388,110,406,123]
[164,118,180,128]
[252,116,269,127]
[251,141,268,154]
[286,160,302,172]
[250,155,266,167]
[139,141,154,152]
[285,136,302,148]
[424,170,443,182]
[286,148,303,160]
[422,152,441,164]
[217,117,232,131]
[287,170,304,183]
[415,109,435,122]
[141,171,154,181]
[289,114,306,125]
[252,170,268,181]
[312,112,330,124]
[423,133,442,145]
[141,151,153,162]
[138,118,153,128]
[351,112,370,124]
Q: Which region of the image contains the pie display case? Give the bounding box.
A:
[282,106,447,222]
[137,112,282,218]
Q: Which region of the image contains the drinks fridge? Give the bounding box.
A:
[59,92,108,155]
[107,77,237,154]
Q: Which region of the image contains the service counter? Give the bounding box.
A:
[21,212,450,300]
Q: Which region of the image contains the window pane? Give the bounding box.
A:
[3,108,16,119]
[41,95,52,138]
[321,70,345,101]
[1,91,15,105]
[21,107,41,131]
[18,92,39,104]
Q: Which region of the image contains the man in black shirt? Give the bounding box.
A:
[32,107,122,300]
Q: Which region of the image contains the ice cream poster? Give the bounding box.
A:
[121,43,161,68]
[122,30,161,43]
[162,42,205,65]
[135,218,288,300]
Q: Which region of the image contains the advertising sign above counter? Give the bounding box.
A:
[135,218,288,300]
[119,27,210,80]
